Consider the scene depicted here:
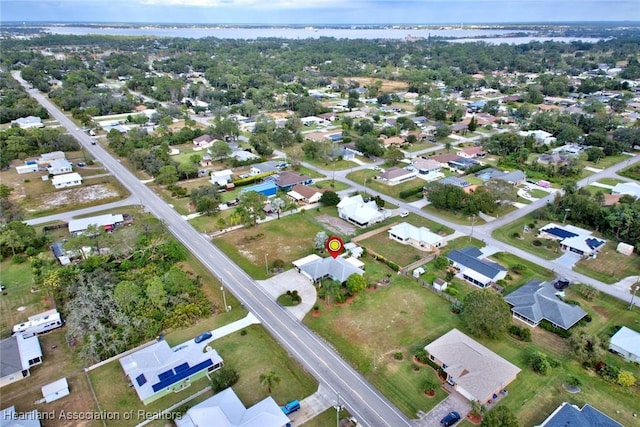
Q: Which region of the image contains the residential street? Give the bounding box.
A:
[15,72,413,427]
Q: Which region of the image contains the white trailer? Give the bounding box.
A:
[12,309,64,338]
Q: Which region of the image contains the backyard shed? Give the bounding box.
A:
[41,378,70,403]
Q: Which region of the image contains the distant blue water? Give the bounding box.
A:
[44,26,515,40]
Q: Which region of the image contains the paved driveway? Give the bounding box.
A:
[415,391,470,427]
[256,269,317,320]
[553,251,582,268]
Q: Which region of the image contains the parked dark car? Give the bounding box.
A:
[194,332,212,343]
[441,411,461,427]
[554,278,570,290]
[281,400,300,415]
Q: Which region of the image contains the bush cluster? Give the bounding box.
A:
[508,324,532,342]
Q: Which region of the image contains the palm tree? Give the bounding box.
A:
[259,370,280,394]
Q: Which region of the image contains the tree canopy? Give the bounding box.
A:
[460,290,512,339]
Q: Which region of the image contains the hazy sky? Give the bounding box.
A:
[2,0,639,24]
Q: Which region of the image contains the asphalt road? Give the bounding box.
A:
[14,72,412,427]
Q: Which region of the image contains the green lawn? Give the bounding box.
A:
[0,259,45,338]
[304,252,640,424]
[489,252,555,293]
[422,205,487,226]
[296,165,326,179]
[492,214,562,261]
[313,179,350,192]
[573,249,640,284]
[213,212,328,279]
[303,157,358,172]
[596,177,625,186]
[529,189,549,199]
[301,408,352,427]
[359,232,431,268]
[618,163,640,180]
[401,213,454,236]
[347,170,425,200]
[583,154,632,169]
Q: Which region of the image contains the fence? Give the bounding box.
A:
[403,271,461,306]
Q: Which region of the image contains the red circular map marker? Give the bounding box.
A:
[325,236,344,259]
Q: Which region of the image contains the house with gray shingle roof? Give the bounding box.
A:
[425,329,521,404]
[504,280,587,330]
[537,402,622,427]
[0,334,43,388]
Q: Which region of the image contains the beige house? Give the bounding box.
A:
[425,329,521,403]
[388,222,445,251]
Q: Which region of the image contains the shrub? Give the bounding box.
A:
[508,324,532,342]
[539,319,571,338]
[532,239,543,247]
[414,349,429,364]
[12,255,26,264]
[450,302,462,314]
[399,186,425,199]
[240,330,247,336]
[598,363,620,383]
[511,232,520,239]
[511,264,526,274]
[565,376,581,388]
[528,350,551,375]
[445,287,459,297]
[422,379,438,393]
[433,256,449,270]
[272,259,285,269]
[211,367,239,392]
[393,352,404,360]
[617,370,636,387]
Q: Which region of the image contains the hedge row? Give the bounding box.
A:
[232,171,277,187]
[399,186,425,199]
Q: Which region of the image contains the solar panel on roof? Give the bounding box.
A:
[545,227,578,239]
[152,359,214,393]
[174,363,189,373]
[158,370,174,381]
[135,374,147,386]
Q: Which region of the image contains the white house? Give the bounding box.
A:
[37,151,66,166]
[412,158,444,182]
[47,159,73,175]
[210,169,234,189]
[68,213,124,235]
[0,334,43,388]
[518,129,556,145]
[377,167,417,185]
[337,195,385,227]
[611,182,640,199]
[608,326,640,363]
[15,163,39,174]
[287,184,323,205]
[388,222,445,251]
[447,247,507,288]
[51,173,82,189]
[193,134,214,150]
[175,387,290,427]
[11,116,44,129]
[538,223,606,258]
[120,340,223,405]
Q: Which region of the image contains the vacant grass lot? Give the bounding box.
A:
[213,212,327,279]
[583,154,631,169]
[422,205,487,226]
[359,232,430,267]
[313,179,350,192]
[399,213,454,235]
[573,249,640,284]
[489,252,555,292]
[347,169,425,200]
[304,254,640,425]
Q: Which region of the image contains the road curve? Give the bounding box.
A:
[14,72,412,427]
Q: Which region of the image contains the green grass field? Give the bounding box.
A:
[492,214,562,261]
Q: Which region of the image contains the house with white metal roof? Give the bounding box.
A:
[425,329,521,404]
[120,339,223,405]
[0,406,41,427]
[51,172,82,189]
[388,222,445,251]
[337,195,384,227]
[609,326,640,363]
[47,159,73,175]
[538,223,606,258]
[175,387,290,427]
[68,213,124,235]
[611,182,640,199]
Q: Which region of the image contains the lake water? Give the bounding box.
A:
[43,26,516,40]
[43,26,604,44]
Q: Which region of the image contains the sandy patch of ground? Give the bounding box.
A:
[27,184,120,212]
[344,77,409,92]
[315,214,357,235]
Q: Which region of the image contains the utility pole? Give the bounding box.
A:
[469,214,476,242]
[264,253,269,275]
[629,278,639,310]
[335,392,341,427]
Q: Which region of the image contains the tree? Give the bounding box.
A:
[210,140,232,159]
[190,185,221,216]
[481,406,519,427]
[460,290,511,339]
[468,116,478,132]
[569,331,603,367]
[384,147,404,165]
[211,367,239,392]
[0,229,22,256]
[314,232,328,252]
[271,197,286,219]
[320,191,340,206]
[236,191,267,227]
[259,370,280,393]
[346,274,367,295]
[527,350,551,375]
[155,165,178,185]
[145,277,167,309]
[178,162,198,180]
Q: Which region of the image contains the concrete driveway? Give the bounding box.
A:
[415,390,470,427]
[553,251,582,268]
[256,269,317,320]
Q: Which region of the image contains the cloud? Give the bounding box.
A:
[138,0,347,8]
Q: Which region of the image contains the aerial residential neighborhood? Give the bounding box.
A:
[0,9,639,427]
